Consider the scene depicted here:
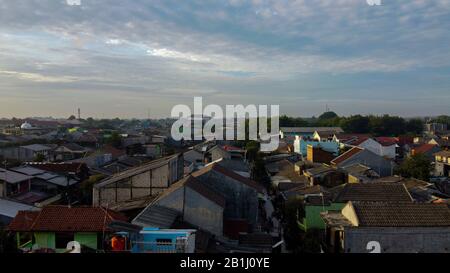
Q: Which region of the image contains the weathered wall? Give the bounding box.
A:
[155,185,224,237]
[196,171,258,228]
[93,160,179,207]
[345,227,450,253]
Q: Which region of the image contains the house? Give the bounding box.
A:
[191,163,265,237]
[333,134,371,148]
[11,166,80,195]
[280,127,344,140]
[331,147,395,177]
[92,154,184,209]
[25,162,90,181]
[321,202,450,253]
[341,164,380,183]
[333,183,413,203]
[354,137,399,159]
[294,136,339,157]
[0,168,32,198]
[207,145,246,162]
[303,165,346,188]
[429,138,450,150]
[306,145,336,164]
[312,131,338,142]
[7,206,128,252]
[183,148,205,169]
[131,227,197,253]
[0,144,54,161]
[434,150,450,177]
[133,175,225,238]
[0,199,37,226]
[411,144,441,160]
[53,143,90,161]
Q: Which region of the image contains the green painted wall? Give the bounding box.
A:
[33,232,98,251]
[304,203,346,230]
[34,232,55,249]
[74,233,98,250]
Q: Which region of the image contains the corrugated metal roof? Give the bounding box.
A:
[132,205,180,229]
[0,199,38,218]
[0,168,32,184]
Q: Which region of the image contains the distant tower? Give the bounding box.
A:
[78,108,81,120]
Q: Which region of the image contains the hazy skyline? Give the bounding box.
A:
[1,0,450,119]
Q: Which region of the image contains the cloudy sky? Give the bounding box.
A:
[1,0,450,118]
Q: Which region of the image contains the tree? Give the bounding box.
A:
[68,115,77,120]
[319,111,338,120]
[395,154,432,181]
[279,115,308,127]
[339,115,370,133]
[406,119,424,134]
[34,153,46,162]
[107,132,122,148]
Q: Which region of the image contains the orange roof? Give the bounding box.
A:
[8,206,128,232]
[331,147,364,165]
[413,144,438,154]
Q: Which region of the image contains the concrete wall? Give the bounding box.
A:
[359,138,396,159]
[93,157,183,207]
[344,227,450,253]
[196,171,259,228]
[155,185,224,237]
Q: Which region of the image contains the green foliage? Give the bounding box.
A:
[281,114,423,136]
[395,154,432,181]
[106,132,122,148]
[406,118,425,135]
[283,198,321,253]
[318,111,338,120]
[279,115,308,127]
[432,115,450,127]
[34,153,46,162]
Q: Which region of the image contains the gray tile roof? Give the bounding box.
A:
[334,183,413,203]
[132,205,180,228]
[353,203,450,227]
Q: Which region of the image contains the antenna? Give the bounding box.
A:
[78,108,81,120]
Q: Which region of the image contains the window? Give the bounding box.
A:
[55,233,74,249]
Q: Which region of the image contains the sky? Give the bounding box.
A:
[0,0,450,119]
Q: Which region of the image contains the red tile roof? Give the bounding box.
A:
[7,211,40,232]
[8,206,128,232]
[221,145,244,152]
[331,147,364,165]
[375,137,399,147]
[413,144,438,154]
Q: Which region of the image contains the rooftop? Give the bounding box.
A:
[0,199,38,218]
[331,147,364,165]
[8,206,128,232]
[353,203,450,227]
[334,183,413,203]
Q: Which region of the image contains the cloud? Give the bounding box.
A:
[0,0,449,117]
[0,70,79,83]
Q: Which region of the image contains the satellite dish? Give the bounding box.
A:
[67,241,81,253]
